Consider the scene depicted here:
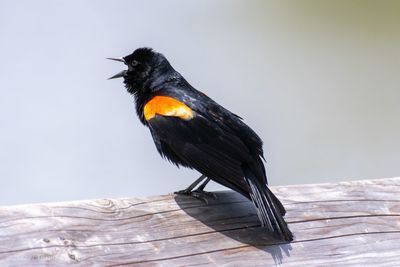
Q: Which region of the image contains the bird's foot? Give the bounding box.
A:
[174,189,191,195]
[174,189,216,204]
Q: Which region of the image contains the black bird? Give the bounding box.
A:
[108,48,293,241]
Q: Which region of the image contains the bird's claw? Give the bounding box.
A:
[175,189,216,204]
[174,189,191,195]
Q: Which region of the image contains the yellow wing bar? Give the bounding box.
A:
[144,96,194,121]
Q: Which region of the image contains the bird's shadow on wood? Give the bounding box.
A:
[174,191,292,266]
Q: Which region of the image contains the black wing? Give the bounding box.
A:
[159,85,267,184]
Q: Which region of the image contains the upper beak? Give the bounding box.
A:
[107,57,127,79]
[106,57,125,63]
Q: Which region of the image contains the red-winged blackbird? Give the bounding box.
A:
[108,48,293,241]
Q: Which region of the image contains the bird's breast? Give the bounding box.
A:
[143,96,194,121]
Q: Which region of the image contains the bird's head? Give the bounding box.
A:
[108,47,174,95]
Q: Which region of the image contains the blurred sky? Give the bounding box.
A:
[0,0,399,205]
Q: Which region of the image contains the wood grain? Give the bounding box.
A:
[0,177,399,266]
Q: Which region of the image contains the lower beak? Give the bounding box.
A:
[108,70,127,80]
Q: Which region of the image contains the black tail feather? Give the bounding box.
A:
[267,186,286,216]
[243,165,293,241]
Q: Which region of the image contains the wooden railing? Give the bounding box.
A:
[1,177,399,266]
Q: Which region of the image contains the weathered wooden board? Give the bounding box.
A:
[0,177,399,266]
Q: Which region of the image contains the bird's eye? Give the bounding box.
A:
[131,60,139,67]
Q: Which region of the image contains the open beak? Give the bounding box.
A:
[107,57,127,79]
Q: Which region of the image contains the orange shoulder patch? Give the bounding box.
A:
[144,96,194,121]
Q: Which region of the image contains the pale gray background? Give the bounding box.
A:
[0,0,399,205]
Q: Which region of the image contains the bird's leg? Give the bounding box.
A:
[174,174,206,195]
[175,176,216,204]
[196,177,210,192]
[192,177,217,203]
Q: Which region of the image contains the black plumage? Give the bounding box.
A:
[108,47,293,241]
